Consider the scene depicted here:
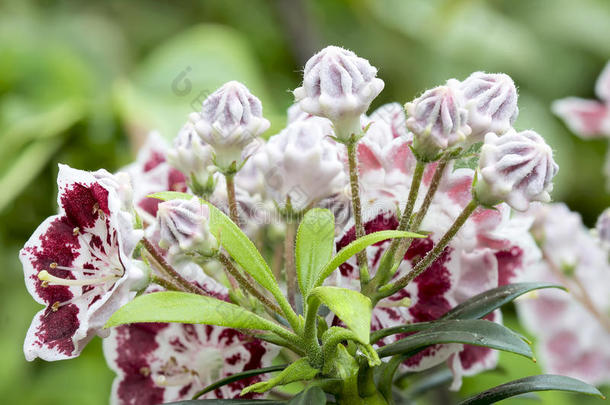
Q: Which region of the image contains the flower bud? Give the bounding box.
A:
[157,197,217,257]
[595,207,610,247]
[459,72,519,138]
[405,81,471,161]
[293,46,385,141]
[194,81,270,172]
[167,117,216,196]
[474,129,559,211]
[257,117,346,211]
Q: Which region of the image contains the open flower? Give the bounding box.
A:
[20,164,145,361]
[475,129,559,211]
[122,132,188,225]
[194,81,270,171]
[293,45,384,140]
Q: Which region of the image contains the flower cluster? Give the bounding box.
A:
[22,45,599,405]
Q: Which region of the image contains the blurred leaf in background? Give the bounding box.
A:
[1,0,609,404]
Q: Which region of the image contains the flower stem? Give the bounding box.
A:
[225,173,240,226]
[369,160,426,290]
[218,253,283,315]
[285,219,298,309]
[141,238,208,296]
[150,274,182,292]
[346,135,370,287]
[377,199,478,300]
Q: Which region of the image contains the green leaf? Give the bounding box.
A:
[313,230,423,288]
[453,142,483,171]
[296,209,335,299]
[241,358,319,395]
[287,386,327,405]
[309,287,372,344]
[192,365,288,399]
[458,375,605,405]
[376,319,533,360]
[442,282,565,321]
[148,191,299,329]
[105,292,286,336]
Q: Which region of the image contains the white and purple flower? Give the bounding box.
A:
[20,164,145,361]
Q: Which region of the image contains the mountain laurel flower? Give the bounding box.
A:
[194,81,270,172]
[157,197,217,257]
[474,130,559,211]
[405,81,471,161]
[20,164,145,361]
[459,72,519,139]
[167,118,216,196]
[257,117,346,211]
[293,45,385,141]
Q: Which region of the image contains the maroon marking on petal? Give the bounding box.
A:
[404,345,442,368]
[34,304,79,356]
[27,216,80,304]
[143,151,166,172]
[114,323,168,405]
[226,352,242,366]
[226,338,267,398]
[218,328,241,346]
[168,168,187,192]
[61,182,110,229]
[138,197,161,217]
[495,246,523,286]
[339,262,354,277]
[358,143,383,172]
[170,337,188,353]
[458,344,493,370]
[179,383,193,398]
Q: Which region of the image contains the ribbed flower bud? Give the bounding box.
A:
[167,116,216,196]
[257,117,346,211]
[293,46,385,141]
[474,129,559,211]
[459,72,519,138]
[194,81,270,172]
[405,81,471,161]
[157,197,217,257]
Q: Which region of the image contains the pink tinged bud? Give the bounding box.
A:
[405,82,471,161]
[595,61,610,101]
[194,81,270,171]
[459,72,519,138]
[258,117,346,211]
[293,46,385,140]
[157,197,217,257]
[167,118,215,193]
[474,130,559,211]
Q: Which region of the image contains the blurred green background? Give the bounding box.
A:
[1,0,609,404]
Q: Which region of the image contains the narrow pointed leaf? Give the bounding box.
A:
[376,319,532,360]
[287,386,327,404]
[193,365,288,399]
[296,209,335,299]
[242,358,319,395]
[105,292,287,338]
[458,375,605,405]
[309,287,372,344]
[313,230,423,288]
[442,282,565,320]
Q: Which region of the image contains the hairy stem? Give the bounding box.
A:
[285,219,298,309]
[378,199,478,300]
[150,274,182,292]
[142,238,207,296]
[225,173,240,226]
[346,135,370,286]
[370,160,426,290]
[218,253,283,315]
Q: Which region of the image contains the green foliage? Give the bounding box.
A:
[308,287,372,344]
[458,375,605,405]
[241,359,319,395]
[295,209,335,300]
[376,319,533,360]
[193,365,288,399]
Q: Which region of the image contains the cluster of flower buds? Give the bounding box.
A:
[293,46,384,141]
[193,81,270,172]
[156,197,217,257]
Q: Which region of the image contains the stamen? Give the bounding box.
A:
[139,367,151,377]
[92,203,99,215]
[73,227,80,236]
[51,301,60,312]
[38,270,119,287]
[49,262,123,277]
